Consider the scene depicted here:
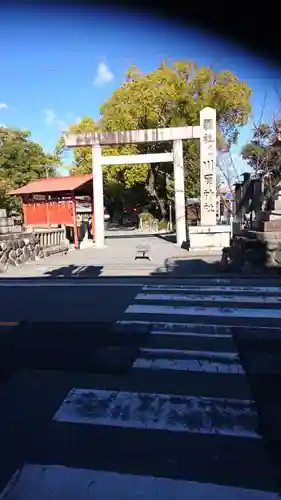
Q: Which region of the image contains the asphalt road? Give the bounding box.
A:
[2,276,281,322]
[0,278,281,498]
[0,282,141,322]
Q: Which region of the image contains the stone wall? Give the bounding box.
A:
[0,233,42,272]
[0,234,69,273]
[221,231,281,274]
[0,208,22,234]
[0,208,69,273]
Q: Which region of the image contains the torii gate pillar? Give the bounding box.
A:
[173,139,186,245]
[92,143,105,248]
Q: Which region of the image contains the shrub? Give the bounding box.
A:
[158,220,169,231]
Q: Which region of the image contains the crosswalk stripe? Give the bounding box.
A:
[125,303,281,319]
[133,357,244,374]
[150,329,232,338]
[136,293,281,304]
[1,465,279,500]
[116,319,281,338]
[53,388,258,438]
[138,347,238,359]
[143,284,281,293]
[116,319,281,331]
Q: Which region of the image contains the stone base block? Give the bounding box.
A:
[79,238,94,249]
[188,225,231,252]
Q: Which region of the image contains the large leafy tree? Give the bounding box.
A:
[58,60,251,218]
[241,122,281,173]
[241,121,281,199]
[100,60,252,216]
[0,127,59,214]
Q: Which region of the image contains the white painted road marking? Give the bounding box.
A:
[116,320,281,338]
[138,347,238,361]
[116,319,281,332]
[125,304,281,319]
[143,284,281,294]
[53,388,259,438]
[136,293,281,304]
[1,465,279,500]
[151,329,232,338]
[133,357,245,374]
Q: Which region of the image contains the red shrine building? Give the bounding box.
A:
[10,174,95,249]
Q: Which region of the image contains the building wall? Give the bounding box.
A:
[22,199,73,226]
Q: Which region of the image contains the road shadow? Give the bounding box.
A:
[105,231,174,240]
[0,321,151,380]
[233,329,281,487]
[155,232,177,244]
[156,256,281,277]
[43,265,103,278]
[41,258,228,279]
[152,257,222,277]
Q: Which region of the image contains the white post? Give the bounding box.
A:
[173,139,186,245]
[200,107,217,226]
[92,143,105,248]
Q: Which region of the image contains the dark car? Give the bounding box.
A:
[120,208,139,228]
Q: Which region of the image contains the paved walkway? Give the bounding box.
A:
[0,235,221,278]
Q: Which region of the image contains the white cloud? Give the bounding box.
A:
[44,109,56,126]
[93,62,114,86]
[0,103,8,109]
[44,109,68,131]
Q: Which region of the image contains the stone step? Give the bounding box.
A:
[258,210,281,222]
[0,217,14,227]
[269,211,281,220]
[259,220,281,232]
[258,211,270,222]
[0,225,22,235]
[274,199,281,210]
[246,230,281,251]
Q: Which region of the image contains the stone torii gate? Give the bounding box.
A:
[63,107,230,251]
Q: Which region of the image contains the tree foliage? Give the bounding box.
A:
[63,116,148,184]
[100,60,251,214]
[241,121,281,195]
[58,59,252,218]
[0,126,59,213]
[241,122,281,174]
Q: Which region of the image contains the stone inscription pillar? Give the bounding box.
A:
[200,107,217,226]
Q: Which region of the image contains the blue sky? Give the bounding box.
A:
[1,5,281,178]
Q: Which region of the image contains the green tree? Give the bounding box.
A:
[241,122,281,173]
[57,60,251,218]
[241,121,281,196]
[100,59,252,217]
[56,116,100,176]
[0,126,58,214]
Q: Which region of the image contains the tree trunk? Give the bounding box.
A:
[147,165,166,219]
